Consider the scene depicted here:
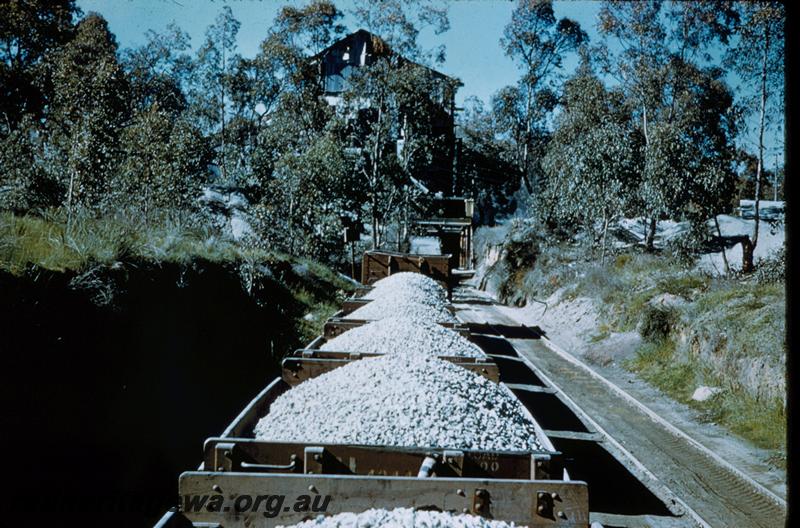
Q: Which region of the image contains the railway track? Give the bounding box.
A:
[452,287,787,528]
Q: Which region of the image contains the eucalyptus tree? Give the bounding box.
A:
[262,124,361,261]
[187,6,241,184]
[725,2,784,272]
[0,0,80,213]
[500,0,587,193]
[352,0,449,64]
[339,50,459,249]
[541,66,643,261]
[113,106,210,224]
[598,0,739,250]
[249,1,355,255]
[456,96,519,224]
[0,0,80,135]
[122,23,193,115]
[46,13,129,224]
[343,0,452,249]
[0,115,60,212]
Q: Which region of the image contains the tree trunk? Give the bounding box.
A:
[370,104,384,250]
[220,31,227,182]
[641,99,654,252]
[645,217,657,251]
[66,170,76,233]
[288,192,295,255]
[65,136,79,234]
[600,214,609,265]
[713,215,730,275]
[744,20,770,273]
[741,236,755,274]
[520,85,534,194]
[143,182,150,229]
[372,212,379,250]
[641,103,649,146]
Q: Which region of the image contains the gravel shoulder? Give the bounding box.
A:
[486,295,787,502]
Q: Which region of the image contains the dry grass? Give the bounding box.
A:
[0,208,263,274]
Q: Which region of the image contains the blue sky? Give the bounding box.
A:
[77,0,782,168]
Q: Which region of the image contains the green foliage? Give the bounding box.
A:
[689,279,784,367]
[540,68,642,250]
[0,209,250,274]
[597,1,740,250]
[505,233,540,272]
[187,6,242,183]
[626,339,698,400]
[0,0,80,132]
[725,3,784,124]
[753,244,785,284]
[122,22,192,114]
[456,97,519,223]
[499,0,587,193]
[353,0,449,64]
[639,304,678,342]
[112,107,210,218]
[47,13,130,212]
[626,337,785,452]
[613,253,631,269]
[341,51,449,249]
[255,131,363,263]
[666,225,708,267]
[698,391,785,452]
[0,116,61,212]
[655,273,708,297]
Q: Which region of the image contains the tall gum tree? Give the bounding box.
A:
[598,0,738,251]
[47,12,129,225]
[500,0,587,194]
[725,2,784,273]
[346,0,452,250]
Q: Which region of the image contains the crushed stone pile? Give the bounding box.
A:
[364,272,447,304]
[348,297,457,323]
[254,353,543,451]
[321,316,485,358]
[277,508,525,528]
[352,272,456,322]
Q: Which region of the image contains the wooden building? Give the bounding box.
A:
[311,29,463,194]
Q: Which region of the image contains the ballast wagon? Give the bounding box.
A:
[155,255,592,528]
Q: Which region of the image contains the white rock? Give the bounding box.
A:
[255,354,543,451]
[321,316,484,358]
[354,273,454,322]
[364,272,447,304]
[277,507,525,528]
[648,293,687,308]
[356,272,457,323]
[691,386,723,402]
[349,296,457,323]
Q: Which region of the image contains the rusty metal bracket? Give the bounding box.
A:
[442,450,464,476]
[472,488,491,517]
[213,442,236,472]
[536,490,557,519]
[532,453,552,480]
[304,446,326,474]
